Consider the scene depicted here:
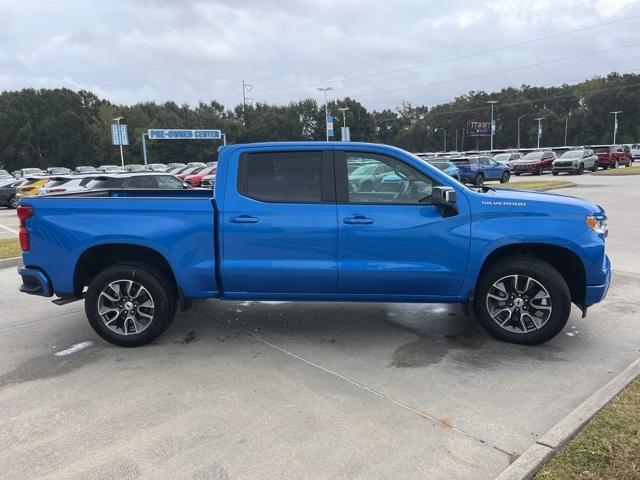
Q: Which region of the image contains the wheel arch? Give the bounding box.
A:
[74,243,178,298]
[477,243,586,307]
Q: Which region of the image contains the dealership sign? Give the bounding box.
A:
[148,129,222,140]
[467,121,492,137]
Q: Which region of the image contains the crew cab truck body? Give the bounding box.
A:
[17,142,611,347]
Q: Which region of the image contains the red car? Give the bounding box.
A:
[184,165,216,187]
[589,145,632,169]
[512,151,557,175]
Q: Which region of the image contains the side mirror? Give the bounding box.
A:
[432,186,458,217]
[183,182,190,189]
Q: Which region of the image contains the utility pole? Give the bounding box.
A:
[113,116,125,168]
[338,107,349,141]
[435,128,447,152]
[535,117,545,149]
[455,129,459,152]
[564,110,572,146]
[317,87,334,141]
[242,81,253,124]
[610,111,622,144]
[487,100,498,150]
[517,115,526,149]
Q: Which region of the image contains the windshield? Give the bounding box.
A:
[522,152,543,161]
[560,151,583,159]
[493,153,510,162]
[592,146,609,154]
[430,162,450,171]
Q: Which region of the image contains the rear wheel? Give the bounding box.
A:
[7,195,17,209]
[500,171,510,184]
[552,171,559,176]
[473,173,484,186]
[591,162,598,172]
[474,257,571,345]
[577,163,584,175]
[85,263,177,347]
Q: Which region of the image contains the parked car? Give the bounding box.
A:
[125,164,146,172]
[176,166,207,181]
[0,178,24,208]
[166,162,186,169]
[493,152,523,169]
[184,165,217,187]
[630,144,640,160]
[451,155,510,185]
[84,173,191,190]
[200,174,215,189]
[427,159,461,181]
[348,162,393,191]
[17,168,45,178]
[98,165,123,173]
[512,151,557,175]
[46,167,72,175]
[588,145,632,169]
[16,177,49,200]
[145,164,168,172]
[74,166,98,174]
[552,149,598,175]
[186,162,207,168]
[38,175,97,195]
[0,170,13,179]
[167,165,190,175]
[17,141,611,348]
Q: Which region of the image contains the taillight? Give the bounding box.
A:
[17,205,34,252]
[21,186,35,192]
[48,188,66,193]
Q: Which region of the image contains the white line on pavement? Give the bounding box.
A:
[0,223,18,235]
[54,341,94,357]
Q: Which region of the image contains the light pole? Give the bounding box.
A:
[317,87,334,141]
[610,111,622,144]
[517,115,526,149]
[487,100,498,150]
[564,110,572,146]
[113,116,125,168]
[435,128,447,152]
[338,107,349,141]
[535,117,545,149]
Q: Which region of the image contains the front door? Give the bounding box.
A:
[221,149,338,297]
[336,150,471,300]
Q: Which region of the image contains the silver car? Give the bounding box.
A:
[552,149,598,175]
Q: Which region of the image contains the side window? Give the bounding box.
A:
[125,176,154,188]
[156,175,184,189]
[239,151,323,203]
[345,152,435,204]
[488,158,498,166]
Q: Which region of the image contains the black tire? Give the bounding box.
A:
[603,164,609,170]
[85,263,177,347]
[613,160,619,168]
[473,173,484,186]
[577,163,584,175]
[360,181,373,192]
[591,162,598,172]
[473,257,571,345]
[499,171,510,184]
[7,195,17,209]
[515,172,521,176]
[552,171,559,176]
[535,165,543,175]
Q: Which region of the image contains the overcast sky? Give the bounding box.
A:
[0,0,638,110]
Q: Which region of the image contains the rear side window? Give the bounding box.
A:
[239,152,323,203]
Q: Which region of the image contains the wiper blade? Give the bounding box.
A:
[469,185,495,193]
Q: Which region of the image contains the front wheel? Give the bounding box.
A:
[7,195,17,209]
[552,171,559,176]
[473,257,571,345]
[591,162,598,172]
[500,171,510,184]
[85,264,177,347]
[535,165,543,175]
[577,163,584,175]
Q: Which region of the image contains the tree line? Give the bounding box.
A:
[0,72,638,171]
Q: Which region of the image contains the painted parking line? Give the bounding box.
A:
[0,223,18,235]
[54,341,94,357]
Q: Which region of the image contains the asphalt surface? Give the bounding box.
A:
[0,207,18,239]
[1,172,639,479]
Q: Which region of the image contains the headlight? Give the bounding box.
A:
[586,215,608,236]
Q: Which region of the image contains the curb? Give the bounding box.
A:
[495,358,640,480]
[536,182,577,191]
[0,256,21,270]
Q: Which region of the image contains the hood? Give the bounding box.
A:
[473,188,603,215]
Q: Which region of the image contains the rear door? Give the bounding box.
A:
[221,149,338,297]
[335,150,470,300]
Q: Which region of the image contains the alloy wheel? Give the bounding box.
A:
[97,279,155,335]
[485,274,552,334]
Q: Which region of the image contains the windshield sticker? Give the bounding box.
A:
[481,201,527,207]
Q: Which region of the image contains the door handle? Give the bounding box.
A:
[343,216,373,225]
[230,215,259,224]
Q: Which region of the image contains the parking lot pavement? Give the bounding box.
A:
[1,175,639,479]
[0,207,18,240]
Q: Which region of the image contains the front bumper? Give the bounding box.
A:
[585,255,611,306]
[513,164,539,173]
[553,164,580,172]
[18,266,53,297]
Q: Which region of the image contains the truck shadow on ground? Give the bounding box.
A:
[180,300,570,370]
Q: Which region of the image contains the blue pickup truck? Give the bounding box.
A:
[16,142,611,347]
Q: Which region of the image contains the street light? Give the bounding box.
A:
[113,116,125,168]
[564,110,572,146]
[435,128,447,152]
[338,107,350,141]
[317,87,334,141]
[535,117,545,149]
[610,111,622,144]
[517,115,526,149]
[487,100,498,150]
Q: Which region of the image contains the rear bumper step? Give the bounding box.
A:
[18,267,53,297]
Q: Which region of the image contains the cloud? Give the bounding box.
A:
[0,0,638,110]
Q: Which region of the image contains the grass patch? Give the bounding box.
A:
[593,165,640,175]
[495,180,576,191]
[535,377,640,480]
[0,238,20,260]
